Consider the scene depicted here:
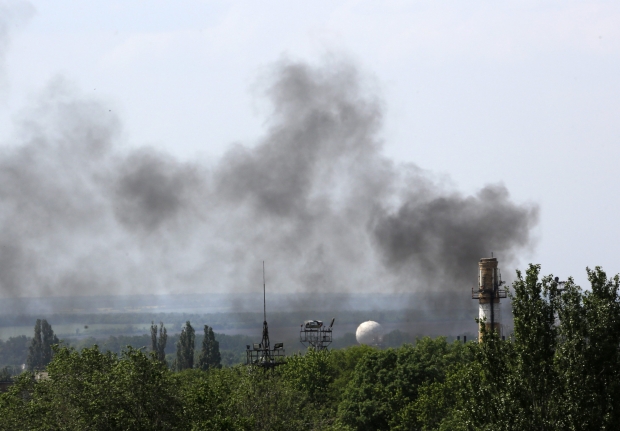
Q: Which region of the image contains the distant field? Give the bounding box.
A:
[1,318,482,343]
[0,323,164,340]
[0,296,490,342]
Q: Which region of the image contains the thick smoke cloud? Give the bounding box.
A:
[112,149,204,232]
[372,184,537,286]
[0,57,538,306]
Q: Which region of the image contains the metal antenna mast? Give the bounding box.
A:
[246,261,285,368]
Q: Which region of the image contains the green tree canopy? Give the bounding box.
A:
[337,337,466,430]
[175,321,195,371]
[446,264,620,431]
[26,319,59,371]
[150,321,167,363]
[1,346,183,430]
[197,325,221,371]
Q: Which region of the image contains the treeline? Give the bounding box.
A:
[0,336,29,370]
[1,264,618,430]
[0,329,256,369]
[0,329,412,370]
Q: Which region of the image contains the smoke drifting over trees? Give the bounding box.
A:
[0,31,538,303]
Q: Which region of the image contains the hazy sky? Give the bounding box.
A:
[0,0,618,297]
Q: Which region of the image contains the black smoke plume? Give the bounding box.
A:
[0,57,538,307]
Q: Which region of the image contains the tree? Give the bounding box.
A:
[0,346,184,430]
[281,348,332,402]
[174,368,249,430]
[507,264,558,430]
[337,337,466,430]
[0,366,12,382]
[328,344,376,402]
[0,336,30,368]
[176,321,195,371]
[198,325,221,371]
[552,267,620,430]
[450,264,620,431]
[151,321,167,363]
[26,319,59,371]
[280,347,336,429]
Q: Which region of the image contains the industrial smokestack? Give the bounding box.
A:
[472,257,507,340]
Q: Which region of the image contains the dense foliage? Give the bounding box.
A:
[0,264,618,430]
[0,332,264,369]
[197,325,222,371]
[150,321,168,363]
[175,321,195,371]
[0,336,29,368]
[26,319,59,371]
[411,264,620,431]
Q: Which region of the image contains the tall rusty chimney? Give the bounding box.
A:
[472,257,507,340]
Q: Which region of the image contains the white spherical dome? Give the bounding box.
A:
[356,321,383,345]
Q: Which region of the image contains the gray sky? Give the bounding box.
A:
[0,0,618,298]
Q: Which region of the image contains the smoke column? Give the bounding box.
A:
[0,55,538,307]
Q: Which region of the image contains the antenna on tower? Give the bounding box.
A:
[263,261,266,323]
[246,261,285,368]
[298,272,336,350]
[300,317,336,351]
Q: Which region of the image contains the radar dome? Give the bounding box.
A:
[355,321,383,345]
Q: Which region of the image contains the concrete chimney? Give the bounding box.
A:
[472,257,506,340]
